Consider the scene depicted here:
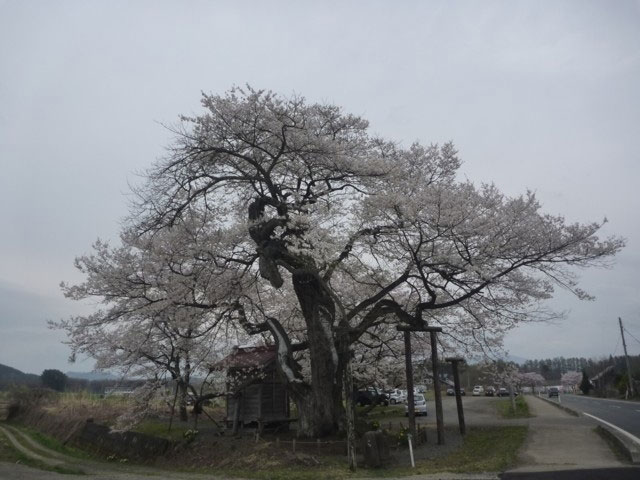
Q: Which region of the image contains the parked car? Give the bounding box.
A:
[548,386,560,398]
[415,384,427,393]
[405,397,428,416]
[472,385,484,396]
[497,387,519,397]
[355,388,389,406]
[485,386,496,397]
[387,388,407,405]
[446,387,466,396]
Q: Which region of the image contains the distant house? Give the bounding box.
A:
[104,386,135,396]
[215,345,290,431]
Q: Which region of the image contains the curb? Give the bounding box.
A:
[595,425,640,464]
[534,395,580,417]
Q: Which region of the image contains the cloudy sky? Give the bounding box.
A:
[1,0,639,374]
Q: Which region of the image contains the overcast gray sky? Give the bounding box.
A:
[1,0,639,374]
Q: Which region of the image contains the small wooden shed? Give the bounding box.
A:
[217,345,290,428]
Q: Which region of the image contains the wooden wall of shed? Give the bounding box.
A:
[226,365,289,424]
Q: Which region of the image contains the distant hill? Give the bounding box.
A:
[66,371,118,381]
[0,363,40,389]
[506,355,528,365]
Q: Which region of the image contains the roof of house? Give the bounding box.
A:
[213,345,277,370]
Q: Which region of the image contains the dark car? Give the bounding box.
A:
[485,386,495,396]
[548,386,560,398]
[355,389,389,406]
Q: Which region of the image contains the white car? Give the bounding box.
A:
[388,388,407,404]
[405,397,428,416]
[472,385,484,396]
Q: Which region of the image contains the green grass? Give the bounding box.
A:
[15,425,95,461]
[180,426,528,479]
[133,419,191,441]
[0,427,86,475]
[356,405,405,421]
[496,396,532,418]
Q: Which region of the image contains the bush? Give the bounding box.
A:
[7,386,56,418]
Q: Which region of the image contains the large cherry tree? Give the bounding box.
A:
[67,87,623,437]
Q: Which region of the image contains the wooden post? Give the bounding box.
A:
[231,394,241,436]
[430,331,445,445]
[398,325,444,445]
[445,357,466,435]
[402,330,417,440]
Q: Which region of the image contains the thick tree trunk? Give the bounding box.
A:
[290,269,344,437]
[178,381,189,422]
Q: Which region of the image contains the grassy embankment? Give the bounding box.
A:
[496,395,532,418]
[207,426,528,480]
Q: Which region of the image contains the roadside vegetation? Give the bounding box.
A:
[0,426,86,475]
[497,396,532,418]
[185,426,528,479]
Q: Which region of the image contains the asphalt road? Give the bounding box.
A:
[551,394,640,440]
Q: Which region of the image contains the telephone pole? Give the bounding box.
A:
[619,317,635,398]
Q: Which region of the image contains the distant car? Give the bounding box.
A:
[447,387,465,396]
[497,387,519,397]
[485,386,496,397]
[472,385,484,396]
[387,388,407,405]
[405,397,428,416]
[548,386,560,398]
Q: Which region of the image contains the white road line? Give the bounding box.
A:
[582,412,640,447]
[612,406,621,409]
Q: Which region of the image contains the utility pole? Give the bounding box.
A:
[619,317,635,398]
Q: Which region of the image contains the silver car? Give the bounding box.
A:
[405,397,428,416]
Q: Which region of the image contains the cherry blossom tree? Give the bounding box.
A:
[519,372,546,392]
[561,371,582,392]
[69,87,623,437]
[54,216,245,422]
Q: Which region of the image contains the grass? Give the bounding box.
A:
[0,427,86,475]
[496,396,532,418]
[15,425,95,461]
[133,419,191,441]
[356,405,405,421]
[180,426,528,479]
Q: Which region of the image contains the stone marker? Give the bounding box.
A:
[362,430,390,468]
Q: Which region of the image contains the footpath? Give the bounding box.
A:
[507,395,624,472]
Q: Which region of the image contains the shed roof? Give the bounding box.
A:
[215,345,277,370]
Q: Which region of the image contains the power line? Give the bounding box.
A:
[624,327,640,346]
[612,335,620,357]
